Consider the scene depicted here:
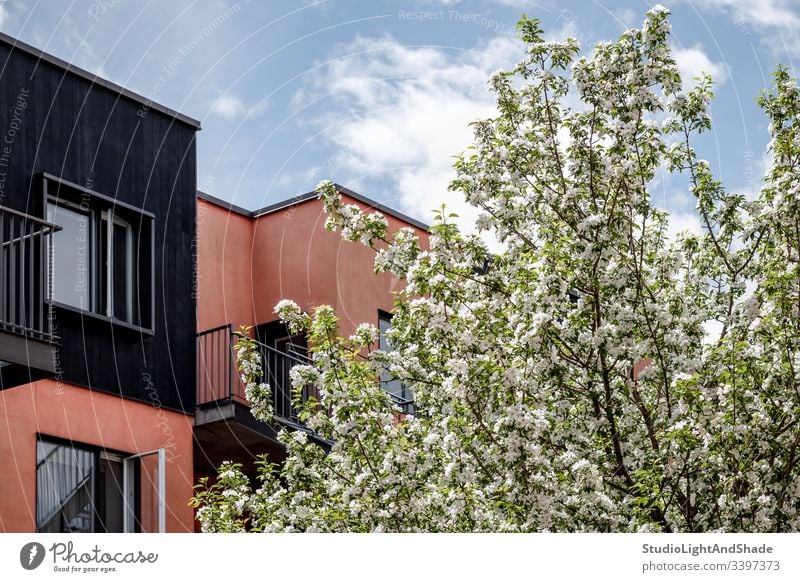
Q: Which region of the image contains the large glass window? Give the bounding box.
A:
[35,438,165,533]
[44,177,152,330]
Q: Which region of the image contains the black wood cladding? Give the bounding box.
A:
[0,42,198,412]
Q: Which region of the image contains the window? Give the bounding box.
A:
[35,438,165,533]
[36,440,95,532]
[378,311,413,413]
[44,175,153,330]
[46,202,91,310]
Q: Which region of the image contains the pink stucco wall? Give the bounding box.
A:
[197,193,427,338]
[0,379,195,532]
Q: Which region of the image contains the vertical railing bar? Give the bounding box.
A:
[214,329,219,402]
[197,334,203,405]
[27,218,33,334]
[22,218,27,333]
[204,333,209,404]
[196,334,200,405]
[216,328,221,402]
[18,217,23,331]
[211,332,214,403]
[220,329,224,401]
[204,331,209,404]
[37,228,43,337]
[227,326,232,401]
[229,325,236,402]
[9,215,16,329]
[207,330,212,403]
[232,326,238,402]
[47,224,53,338]
[0,212,5,327]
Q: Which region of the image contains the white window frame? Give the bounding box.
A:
[123,448,166,533]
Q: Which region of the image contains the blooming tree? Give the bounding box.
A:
[193,7,800,532]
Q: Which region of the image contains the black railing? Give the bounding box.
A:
[197,324,315,425]
[0,206,60,341]
[197,324,240,406]
[197,324,416,430]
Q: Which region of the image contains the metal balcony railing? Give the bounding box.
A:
[197,323,416,436]
[0,206,60,341]
[196,324,317,427]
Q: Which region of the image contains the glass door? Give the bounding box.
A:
[123,449,165,533]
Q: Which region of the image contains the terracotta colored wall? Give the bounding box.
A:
[251,195,425,337]
[197,194,427,338]
[0,379,194,532]
[196,198,256,332]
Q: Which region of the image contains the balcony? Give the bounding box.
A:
[0,206,60,389]
[194,324,328,474]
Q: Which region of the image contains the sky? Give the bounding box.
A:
[0,0,797,233]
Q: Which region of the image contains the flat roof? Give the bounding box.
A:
[0,31,201,130]
[197,185,429,231]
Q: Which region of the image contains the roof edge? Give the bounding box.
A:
[0,31,201,130]
[197,191,253,216]
[197,185,429,231]
[252,184,429,230]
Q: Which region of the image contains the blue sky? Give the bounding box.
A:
[1,0,798,232]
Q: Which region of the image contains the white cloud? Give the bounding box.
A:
[293,31,723,242]
[0,4,9,29]
[613,7,638,28]
[701,0,800,30]
[693,0,800,56]
[673,45,729,88]
[211,94,267,119]
[666,212,702,242]
[292,34,523,231]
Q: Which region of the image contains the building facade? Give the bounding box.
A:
[0,32,198,532]
[0,32,428,533]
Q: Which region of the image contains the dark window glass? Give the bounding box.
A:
[36,440,131,533]
[112,220,131,321]
[97,456,124,532]
[99,214,108,317]
[378,312,412,410]
[36,441,95,533]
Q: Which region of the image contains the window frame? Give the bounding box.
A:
[34,435,166,533]
[35,435,133,533]
[40,173,155,334]
[378,309,414,413]
[45,197,96,312]
[101,209,135,322]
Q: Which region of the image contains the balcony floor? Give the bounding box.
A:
[193,402,287,477]
[0,329,56,389]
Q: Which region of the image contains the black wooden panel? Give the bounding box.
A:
[0,43,197,412]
